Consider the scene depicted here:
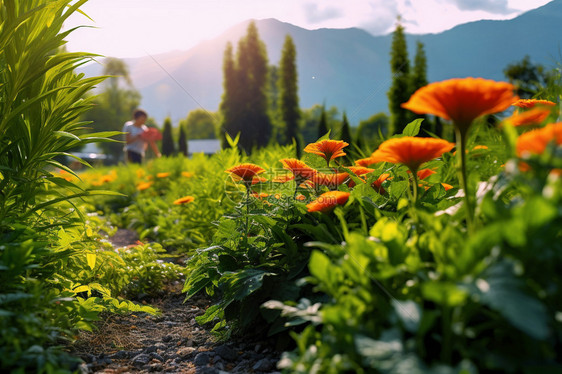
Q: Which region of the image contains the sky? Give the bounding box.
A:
[64,0,552,58]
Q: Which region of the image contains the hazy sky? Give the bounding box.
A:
[64,0,551,58]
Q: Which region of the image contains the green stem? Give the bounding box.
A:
[245,185,250,236]
[406,167,419,225]
[412,170,419,205]
[455,127,474,232]
[441,305,453,364]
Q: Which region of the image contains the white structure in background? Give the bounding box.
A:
[187,139,221,156]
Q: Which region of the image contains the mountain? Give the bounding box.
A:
[80,0,562,126]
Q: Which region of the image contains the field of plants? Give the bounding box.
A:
[2,1,562,373]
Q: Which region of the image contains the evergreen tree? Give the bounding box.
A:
[178,124,188,156]
[340,112,352,144]
[387,19,412,135]
[278,34,301,151]
[161,117,175,156]
[411,40,430,136]
[317,106,328,139]
[236,21,272,152]
[220,42,239,148]
[220,22,272,153]
[412,41,428,92]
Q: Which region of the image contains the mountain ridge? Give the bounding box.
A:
[80,0,562,126]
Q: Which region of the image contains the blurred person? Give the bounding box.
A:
[122,109,161,163]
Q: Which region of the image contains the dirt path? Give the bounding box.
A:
[69,230,282,374]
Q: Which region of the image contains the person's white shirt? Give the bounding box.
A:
[122,121,148,156]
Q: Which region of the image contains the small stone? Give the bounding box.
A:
[176,346,196,358]
[150,352,165,362]
[253,358,275,372]
[162,335,173,343]
[148,362,163,372]
[214,345,237,362]
[196,367,219,374]
[193,351,211,366]
[144,345,157,354]
[215,361,225,371]
[109,350,131,360]
[131,353,151,367]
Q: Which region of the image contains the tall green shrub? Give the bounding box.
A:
[0,1,125,370]
[220,22,272,152]
[388,20,412,135]
[161,117,175,156]
[278,34,301,150]
[178,124,188,156]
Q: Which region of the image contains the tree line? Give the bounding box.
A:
[81,19,557,163]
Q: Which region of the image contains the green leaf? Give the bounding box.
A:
[220,268,272,302]
[422,281,468,307]
[86,253,96,270]
[469,261,550,340]
[393,300,421,333]
[402,118,424,137]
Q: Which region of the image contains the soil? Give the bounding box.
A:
[68,229,283,374]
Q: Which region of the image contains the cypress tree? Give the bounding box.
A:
[220,42,239,148]
[412,41,428,91]
[235,21,272,152]
[161,117,175,156]
[317,106,328,139]
[178,124,188,156]
[340,112,352,144]
[411,40,429,136]
[278,34,301,152]
[388,19,412,135]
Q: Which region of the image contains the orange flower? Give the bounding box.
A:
[347,166,374,187]
[272,174,295,183]
[311,172,349,188]
[512,99,556,109]
[372,173,391,194]
[516,122,562,157]
[306,191,350,212]
[58,169,75,182]
[295,194,306,201]
[225,163,265,183]
[355,157,376,167]
[280,158,317,180]
[370,137,454,172]
[137,181,153,191]
[157,172,171,178]
[348,166,374,176]
[181,171,193,178]
[441,183,454,191]
[412,168,437,180]
[251,192,270,199]
[303,140,349,162]
[173,196,195,205]
[98,174,116,184]
[402,77,517,134]
[503,107,551,127]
